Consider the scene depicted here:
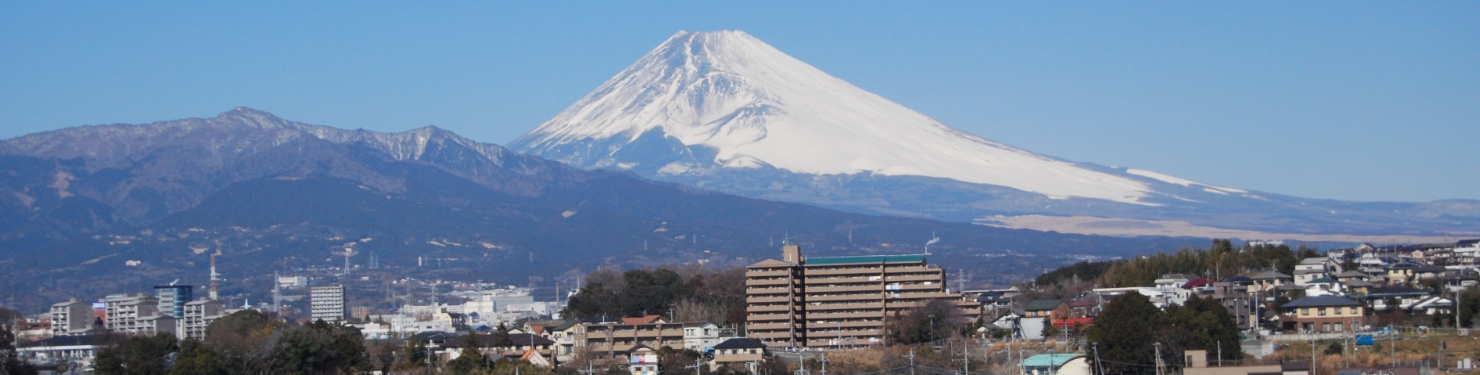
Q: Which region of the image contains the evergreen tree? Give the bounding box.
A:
[1088,292,1160,375]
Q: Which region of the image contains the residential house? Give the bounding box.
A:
[1212,282,1255,330]
[1295,258,1331,286]
[1024,300,1067,319]
[1364,286,1433,313]
[1280,296,1364,333]
[1251,270,1294,293]
[629,344,660,375]
[708,337,766,373]
[1021,354,1090,375]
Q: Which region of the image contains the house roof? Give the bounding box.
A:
[1024,299,1063,311]
[1365,286,1431,298]
[1222,276,1254,284]
[1021,354,1083,367]
[1052,317,1094,328]
[1182,278,1212,288]
[1300,257,1329,265]
[621,315,665,324]
[1158,274,1196,280]
[1251,270,1292,280]
[1414,265,1447,273]
[805,254,926,266]
[713,337,767,350]
[1308,277,1339,284]
[1282,296,1362,308]
[1335,270,1368,278]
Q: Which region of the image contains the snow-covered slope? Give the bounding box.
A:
[512,30,1156,204]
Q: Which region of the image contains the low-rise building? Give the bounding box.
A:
[1279,296,1364,333]
[708,338,765,373]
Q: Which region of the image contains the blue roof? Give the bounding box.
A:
[1022,354,1083,367]
[805,254,926,266]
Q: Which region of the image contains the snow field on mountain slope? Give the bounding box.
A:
[519,30,1158,204]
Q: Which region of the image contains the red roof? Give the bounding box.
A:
[1052,317,1094,328]
[621,315,664,324]
[1182,278,1212,288]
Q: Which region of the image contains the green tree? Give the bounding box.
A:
[269,320,371,375]
[0,307,39,375]
[95,333,178,375]
[172,339,228,375]
[1088,292,1161,375]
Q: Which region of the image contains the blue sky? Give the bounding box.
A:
[2,2,1476,202]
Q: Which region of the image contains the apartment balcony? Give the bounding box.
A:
[746,322,797,331]
[746,269,791,278]
[748,331,794,339]
[806,293,883,302]
[745,287,792,295]
[745,278,792,287]
[808,303,884,311]
[883,265,937,273]
[804,267,882,276]
[805,320,884,329]
[747,313,792,322]
[805,285,881,293]
[804,276,881,285]
[746,295,793,304]
[748,304,792,313]
[806,311,884,320]
[884,274,944,283]
[804,329,882,339]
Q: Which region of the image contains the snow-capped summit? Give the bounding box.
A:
[513,30,1156,204]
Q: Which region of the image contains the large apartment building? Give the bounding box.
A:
[49,299,95,337]
[311,285,346,322]
[104,293,159,334]
[745,245,980,348]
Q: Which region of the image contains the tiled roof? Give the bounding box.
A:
[1282,296,1362,308]
[1024,299,1063,311]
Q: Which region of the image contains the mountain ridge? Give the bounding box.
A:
[513,30,1480,236]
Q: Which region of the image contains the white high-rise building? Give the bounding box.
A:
[311,285,346,322]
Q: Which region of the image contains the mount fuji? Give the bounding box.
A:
[514,30,1480,238]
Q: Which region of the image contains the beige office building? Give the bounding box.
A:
[745,245,980,348]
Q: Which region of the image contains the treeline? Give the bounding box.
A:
[1090,292,1243,375]
[92,310,371,375]
[1037,239,1319,288]
[562,266,747,325]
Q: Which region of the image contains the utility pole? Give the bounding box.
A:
[1154,342,1166,375]
[1218,341,1222,367]
[1093,342,1105,375]
[905,348,916,375]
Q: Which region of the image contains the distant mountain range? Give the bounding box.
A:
[512,30,1480,237]
[0,108,1204,313]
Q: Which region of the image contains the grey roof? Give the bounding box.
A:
[713,337,767,350]
[1282,296,1362,308]
[1251,270,1292,280]
[1024,299,1063,311]
[1335,270,1369,278]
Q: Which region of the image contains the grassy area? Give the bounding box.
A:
[1269,333,1480,375]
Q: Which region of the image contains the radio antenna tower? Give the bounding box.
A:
[209,249,221,300]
